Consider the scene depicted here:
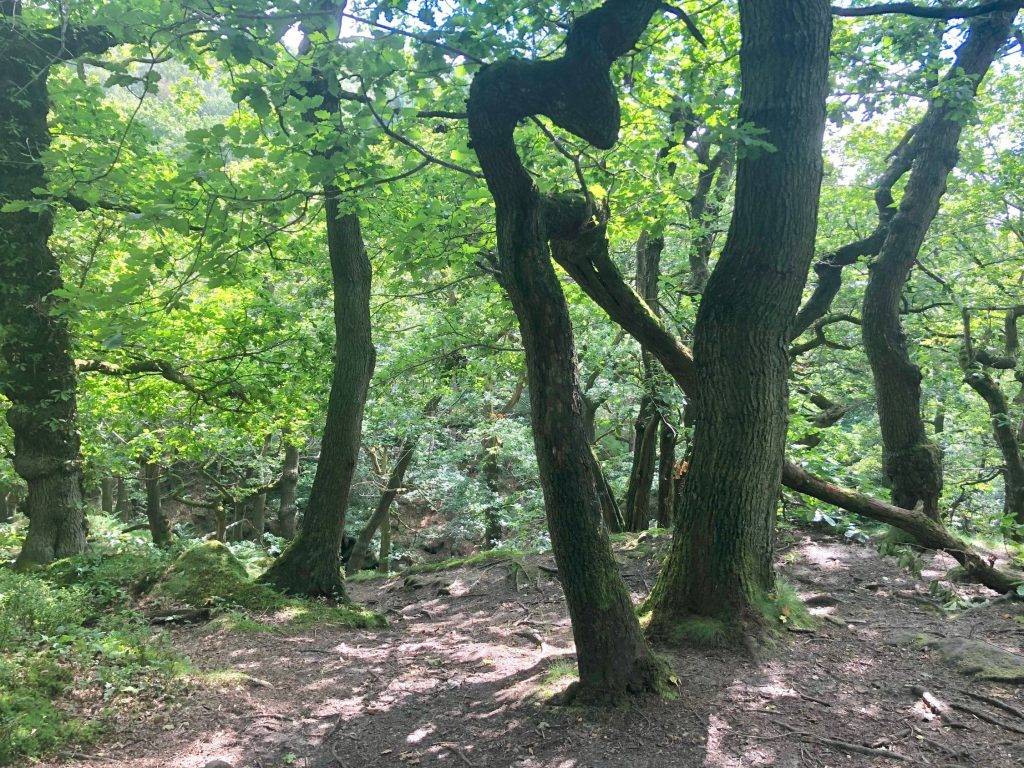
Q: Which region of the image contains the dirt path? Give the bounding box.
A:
[38,528,1024,768]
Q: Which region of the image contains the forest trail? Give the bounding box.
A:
[39,529,1024,768]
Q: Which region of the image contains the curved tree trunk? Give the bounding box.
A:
[646,0,832,640]
[259,201,375,598]
[468,0,671,702]
[276,442,300,539]
[862,10,1016,520]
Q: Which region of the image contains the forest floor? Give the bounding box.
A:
[37,525,1024,768]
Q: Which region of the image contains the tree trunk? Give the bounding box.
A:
[624,232,664,531]
[1,21,97,569]
[0,491,11,524]
[646,0,832,640]
[114,476,132,521]
[243,491,267,542]
[142,462,171,548]
[259,201,375,598]
[276,442,300,539]
[468,0,670,702]
[480,435,505,548]
[100,477,115,514]
[583,392,625,532]
[346,441,416,574]
[861,11,1015,520]
[377,510,391,574]
[656,419,676,528]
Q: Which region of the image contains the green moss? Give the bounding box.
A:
[272,601,387,630]
[536,660,578,700]
[405,547,523,574]
[148,541,283,611]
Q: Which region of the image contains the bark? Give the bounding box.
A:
[656,418,677,528]
[346,441,416,574]
[687,148,735,294]
[645,0,832,639]
[259,202,375,598]
[276,442,300,539]
[862,10,1016,519]
[0,20,111,568]
[0,491,11,523]
[376,510,391,574]
[624,232,663,531]
[468,0,671,702]
[142,462,171,548]
[480,435,505,548]
[243,491,267,542]
[583,390,626,532]
[100,477,115,514]
[115,476,131,520]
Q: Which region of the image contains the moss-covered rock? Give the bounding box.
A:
[887,631,1024,683]
[148,541,282,611]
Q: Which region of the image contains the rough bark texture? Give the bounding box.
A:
[861,10,1016,519]
[376,510,391,574]
[468,0,670,702]
[259,203,375,598]
[0,17,112,568]
[114,476,132,520]
[687,148,734,294]
[644,0,832,639]
[276,443,300,539]
[142,462,171,548]
[583,392,626,532]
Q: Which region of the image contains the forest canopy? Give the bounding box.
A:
[1,0,1024,766]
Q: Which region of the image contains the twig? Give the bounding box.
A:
[774,721,913,762]
[959,689,1024,720]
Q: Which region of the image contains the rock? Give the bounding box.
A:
[803,593,839,608]
[887,631,1024,683]
[148,540,280,610]
[203,761,234,768]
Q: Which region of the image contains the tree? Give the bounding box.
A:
[861,8,1017,519]
[1,6,114,567]
[645,0,833,641]
[467,0,686,701]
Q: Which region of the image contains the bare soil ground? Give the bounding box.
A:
[37,526,1024,768]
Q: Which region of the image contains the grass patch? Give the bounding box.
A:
[757,580,816,632]
[537,660,578,699]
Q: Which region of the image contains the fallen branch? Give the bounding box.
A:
[773,721,912,762]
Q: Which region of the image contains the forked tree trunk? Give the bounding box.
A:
[100,477,115,514]
[468,0,671,702]
[259,199,375,598]
[346,438,417,574]
[142,462,171,548]
[862,10,1016,520]
[646,0,832,640]
[1,21,110,568]
[276,442,300,539]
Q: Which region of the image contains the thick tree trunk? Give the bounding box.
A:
[243,491,267,542]
[646,0,832,640]
[276,442,300,539]
[468,0,671,702]
[862,11,1015,520]
[100,477,115,514]
[259,201,375,598]
[346,442,415,574]
[1,23,98,569]
[142,462,171,548]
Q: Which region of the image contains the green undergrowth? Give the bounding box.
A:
[404,546,524,574]
[609,528,671,559]
[0,522,184,766]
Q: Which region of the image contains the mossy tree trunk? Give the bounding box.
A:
[276,442,300,539]
[468,0,672,702]
[646,0,832,641]
[656,419,676,528]
[861,10,1016,520]
[143,461,171,548]
[1,15,113,568]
